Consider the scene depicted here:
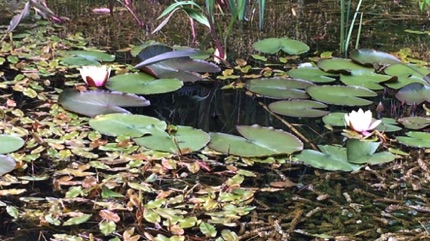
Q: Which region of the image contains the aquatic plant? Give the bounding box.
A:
[344,108,381,137]
[79,65,111,87]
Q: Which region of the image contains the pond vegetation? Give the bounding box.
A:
[1,0,430,241]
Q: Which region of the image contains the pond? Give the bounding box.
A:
[1,0,430,241]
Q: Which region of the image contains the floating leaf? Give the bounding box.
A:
[322,112,347,127]
[384,64,430,89]
[89,113,167,138]
[317,58,374,74]
[269,100,329,118]
[0,155,16,176]
[287,67,337,83]
[395,83,430,105]
[99,221,116,235]
[252,37,310,55]
[397,116,430,130]
[295,145,362,172]
[350,49,401,66]
[63,214,92,226]
[209,125,303,157]
[0,135,25,154]
[246,78,313,99]
[376,118,402,132]
[136,45,220,82]
[133,125,210,153]
[307,85,377,106]
[135,48,202,68]
[340,71,394,90]
[199,222,217,237]
[346,139,396,164]
[63,50,115,62]
[58,89,150,117]
[397,131,430,148]
[106,73,183,95]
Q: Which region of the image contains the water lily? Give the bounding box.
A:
[79,65,111,87]
[344,108,381,136]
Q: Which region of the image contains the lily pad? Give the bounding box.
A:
[0,135,25,154]
[136,44,220,82]
[209,125,303,157]
[350,49,401,66]
[287,67,337,83]
[89,113,167,138]
[134,125,210,153]
[384,64,430,89]
[106,73,183,95]
[61,56,100,66]
[63,50,115,62]
[395,83,430,105]
[307,85,377,106]
[322,112,347,127]
[397,131,430,148]
[269,100,329,118]
[59,89,151,117]
[376,118,402,132]
[346,139,396,165]
[246,78,313,99]
[294,145,362,172]
[0,155,16,176]
[397,117,430,130]
[252,37,310,55]
[317,58,374,74]
[340,70,394,90]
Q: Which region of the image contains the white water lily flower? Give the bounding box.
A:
[79,65,111,87]
[344,108,381,136]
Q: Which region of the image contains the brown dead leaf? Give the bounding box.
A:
[270,180,297,188]
[99,209,121,223]
[0,189,26,196]
[123,228,140,241]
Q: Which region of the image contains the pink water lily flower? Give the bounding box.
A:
[344,108,381,136]
[79,65,111,87]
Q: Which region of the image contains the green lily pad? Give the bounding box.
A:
[395,83,430,105]
[346,139,396,164]
[134,125,210,153]
[0,155,16,176]
[384,64,430,89]
[58,89,150,117]
[350,49,401,66]
[252,37,310,55]
[209,125,303,157]
[294,145,362,172]
[0,135,25,154]
[287,67,337,83]
[63,50,115,62]
[322,112,347,127]
[307,85,377,106]
[89,113,167,138]
[317,58,374,74]
[61,56,100,66]
[106,73,183,95]
[376,118,402,132]
[269,100,329,118]
[340,71,394,90]
[397,131,430,148]
[246,78,313,99]
[397,117,430,130]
